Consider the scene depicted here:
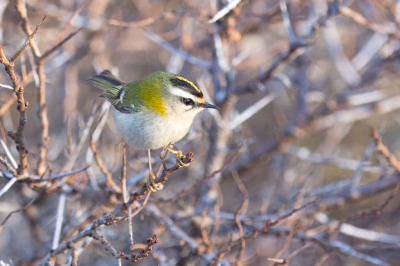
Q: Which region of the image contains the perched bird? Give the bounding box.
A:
[87,70,219,175]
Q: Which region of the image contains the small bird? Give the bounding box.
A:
[87,70,219,176]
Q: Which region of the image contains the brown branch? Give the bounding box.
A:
[109,11,176,27]
[0,16,45,175]
[0,73,33,120]
[232,171,249,266]
[127,151,194,205]
[40,28,83,61]
[10,16,46,62]
[268,219,301,266]
[0,156,18,177]
[41,211,124,264]
[14,0,42,57]
[155,141,244,203]
[109,9,208,28]
[92,233,158,262]
[346,181,400,223]
[276,243,313,265]
[45,5,84,54]
[35,59,49,176]
[0,192,40,233]
[339,6,396,34]
[89,141,122,193]
[200,207,211,251]
[71,248,78,266]
[314,253,331,266]
[232,0,352,95]
[22,166,89,183]
[13,1,49,176]
[39,147,186,263]
[210,197,320,265]
[373,128,400,172]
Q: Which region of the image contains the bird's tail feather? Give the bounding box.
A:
[87,70,134,114]
[87,70,126,91]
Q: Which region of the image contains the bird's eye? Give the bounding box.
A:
[182,98,194,106]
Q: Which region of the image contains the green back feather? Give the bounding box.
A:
[87,70,167,116]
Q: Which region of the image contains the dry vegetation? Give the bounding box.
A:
[1,0,400,265]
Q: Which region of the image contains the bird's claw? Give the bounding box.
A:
[149,182,164,192]
[148,171,163,192]
[165,145,191,167]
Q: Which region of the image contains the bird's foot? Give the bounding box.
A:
[148,171,163,192]
[166,144,191,167]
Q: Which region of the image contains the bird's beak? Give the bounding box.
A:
[200,102,220,109]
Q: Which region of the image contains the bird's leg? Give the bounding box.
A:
[148,149,153,177]
[166,143,191,167]
[147,149,153,173]
[148,149,163,192]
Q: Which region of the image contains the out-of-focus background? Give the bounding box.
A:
[1,0,400,265]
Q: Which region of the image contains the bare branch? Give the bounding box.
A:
[49,193,66,266]
[143,30,211,70]
[40,28,83,61]
[209,0,241,23]
[10,16,46,62]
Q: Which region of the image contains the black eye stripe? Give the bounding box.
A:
[181,98,195,106]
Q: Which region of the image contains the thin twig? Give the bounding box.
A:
[156,141,244,203]
[268,219,301,266]
[0,84,14,90]
[229,94,275,129]
[0,193,40,233]
[110,11,176,27]
[15,0,42,57]
[121,140,127,203]
[0,139,18,169]
[373,128,400,172]
[142,29,211,70]
[0,177,17,198]
[232,171,249,266]
[279,0,296,44]
[40,28,83,61]
[49,193,67,266]
[90,141,121,193]
[346,181,400,223]
[200,207,211,250]
[10,16,46,62]
[23,166,89,183]
[45,5,84,54]
[71,248,78,266]
[209,0,241,23]
[211,197,320,265]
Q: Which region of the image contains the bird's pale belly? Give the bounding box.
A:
[113,110,192,150]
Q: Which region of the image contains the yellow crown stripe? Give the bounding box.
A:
[195,96,205,103]
[176,76,201,92]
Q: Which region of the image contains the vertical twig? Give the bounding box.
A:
[0,15,45,176]
[49,193,66,266]
[232,171,249,266]
[71,248,78,266]
[121,140,127,203]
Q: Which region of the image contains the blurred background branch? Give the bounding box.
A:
[1,0,400,265]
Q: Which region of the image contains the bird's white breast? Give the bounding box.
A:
[112,108,194,150]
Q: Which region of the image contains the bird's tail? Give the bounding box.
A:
[87,70,134,113]
[87,70,126,91]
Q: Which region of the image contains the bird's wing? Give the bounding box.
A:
[103,84,137,114]
[87,70,136,114]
